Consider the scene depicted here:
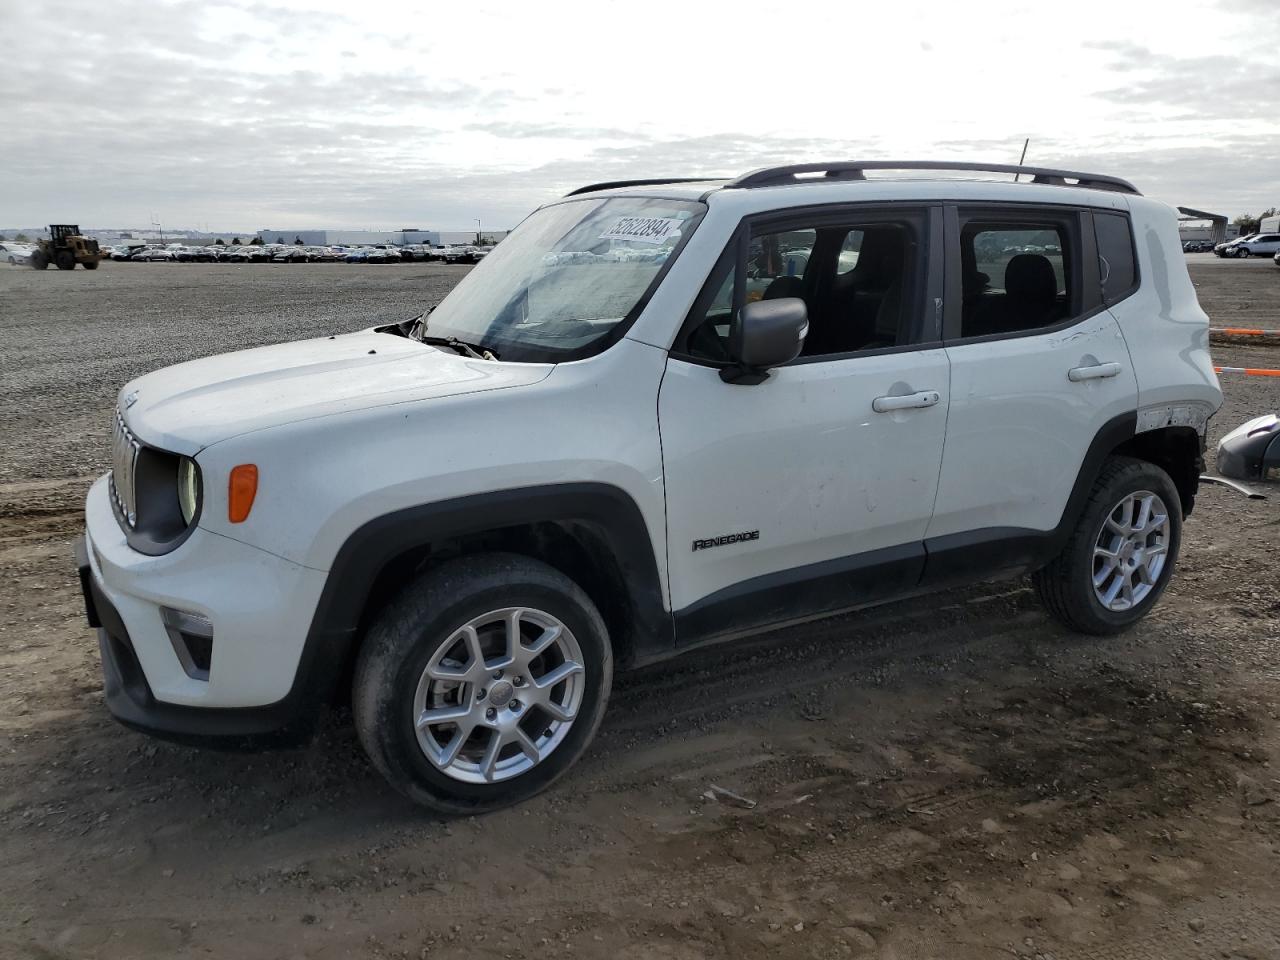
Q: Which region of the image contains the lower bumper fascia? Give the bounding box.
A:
[79,535,320,749]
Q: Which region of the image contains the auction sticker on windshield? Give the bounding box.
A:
[599,217,682,245]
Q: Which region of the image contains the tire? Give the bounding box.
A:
[55,250,75,270]
[353,553,613,815]
[1237,247,1251,258]
[30,250,48,270]
[1033,455,1182,635]
[83,260,98,270]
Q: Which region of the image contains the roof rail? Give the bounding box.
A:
[726,161,1140,195]
[564,177,721,197]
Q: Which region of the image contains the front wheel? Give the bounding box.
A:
[30,250,48,270]
[354,553,612,814]
[1033,456,1182,635]
[1237,247,1251,258]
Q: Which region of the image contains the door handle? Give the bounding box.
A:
[872,390,941,413]
[1067,362,1122,382]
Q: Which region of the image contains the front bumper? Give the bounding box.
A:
[78,475,331,741]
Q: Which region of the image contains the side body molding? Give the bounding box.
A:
[669,411,1141,652]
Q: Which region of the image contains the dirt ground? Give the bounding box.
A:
[0,258,1278,960]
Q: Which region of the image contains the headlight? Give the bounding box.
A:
[109,415,202,554]
[177,456,200,525]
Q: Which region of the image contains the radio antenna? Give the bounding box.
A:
[1013,138,1030,181]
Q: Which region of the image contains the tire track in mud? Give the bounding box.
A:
[215,602,1227,919]
[0,477,92,542]
[212,760,1280,960]
[1050,900,1280,960]
[602,589,1041,741]
[342,607,1265,952]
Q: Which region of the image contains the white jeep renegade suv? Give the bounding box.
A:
[77,161,1222,813]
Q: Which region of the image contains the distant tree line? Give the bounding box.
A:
[1234,207,1278,234]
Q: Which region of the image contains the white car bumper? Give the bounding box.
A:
[79,475,329,735]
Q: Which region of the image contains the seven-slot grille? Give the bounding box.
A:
[110,409,140,528]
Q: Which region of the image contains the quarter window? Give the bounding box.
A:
[1095,212,1137,304]
[836,229,864,274]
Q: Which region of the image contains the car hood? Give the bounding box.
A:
[119,329,552,454]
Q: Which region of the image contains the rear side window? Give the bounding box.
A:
[1095,212,1137,304]
[958,220,1075,338]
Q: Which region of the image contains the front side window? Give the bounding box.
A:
[959,220,1075,337]
[421,197,704,362]
[681,215,924,362]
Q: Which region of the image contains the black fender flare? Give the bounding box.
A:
[293,483,673,708]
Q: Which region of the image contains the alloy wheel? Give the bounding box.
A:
[1092,490,1170,612]
[412,607,585,784]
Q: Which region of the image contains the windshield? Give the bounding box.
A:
[422,196,705,362]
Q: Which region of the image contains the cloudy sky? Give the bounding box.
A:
[3,0,1278,231]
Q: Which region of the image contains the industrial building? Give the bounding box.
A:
[1175,207,1234,244]
[1177,222,1241,242]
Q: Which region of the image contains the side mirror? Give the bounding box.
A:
[720,297,808,384]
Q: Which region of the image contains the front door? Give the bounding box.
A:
[658,205,949,643]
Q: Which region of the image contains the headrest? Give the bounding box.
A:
[763,275,804,300]
[1004,254,1057,302]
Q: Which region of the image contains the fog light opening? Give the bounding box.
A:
[161,607,213,681]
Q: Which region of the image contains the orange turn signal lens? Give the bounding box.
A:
[228,464,259,523]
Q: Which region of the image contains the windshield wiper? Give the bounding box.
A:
[410,306,499,360]
[408,305,434,340]
[419,335,499,361]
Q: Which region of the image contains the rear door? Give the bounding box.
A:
[924,203,1138,581]
[659,205,949,641]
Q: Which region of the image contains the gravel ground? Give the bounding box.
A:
[0,257,1278,960]
[0,262,467,483]
[1186,254,1280,330]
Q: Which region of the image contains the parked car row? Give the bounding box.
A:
[1181,239,1215,253]
[0,241,37,264]
[1212,233,1280,258]
[105,243,492,264]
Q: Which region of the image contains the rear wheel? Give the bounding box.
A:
[354,553,612,814]
[1033,456,1182,635]
[55,250,75,270]
[30,250,48,270]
